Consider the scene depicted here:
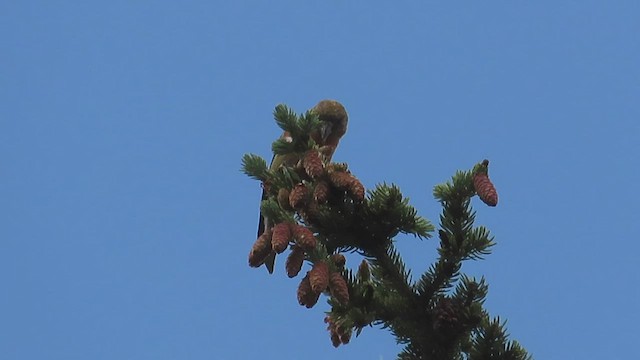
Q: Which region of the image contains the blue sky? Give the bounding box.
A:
[2,1,639,359]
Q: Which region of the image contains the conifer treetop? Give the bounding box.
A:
[242,101,529,360]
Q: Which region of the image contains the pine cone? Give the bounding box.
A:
[357,260,371,282]
[271,223,292,254]
[329,272,350,305]
[297,273,320,308]
[339,328,351,344]
[348,177,365,202]
[330,253,346,268]
[330,331,342,348]
[291,224,317,250]
[325,315,351,347]
[303,150,324,178]
[328,170,365,201]
[277,188,293,211]
[286,246,305,278]
[473,172,498,207]
[434,297,460,331]
[289,183,308,209]
[313,180,330,204]
[328,171,353,189]
[248,231,273,268]
[325,316,341,347]
[309,261,330,293]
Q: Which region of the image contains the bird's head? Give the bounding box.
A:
[311,99,349,147]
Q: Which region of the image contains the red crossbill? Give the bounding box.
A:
[258,100,348,273]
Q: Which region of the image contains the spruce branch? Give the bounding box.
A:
[368,244,415,301]
[469,317,532,360]
[241,153,268,181]
[462,226,495,260]
[259,198,293,226]
[273,104,299,134]
[299,109,321,136]
[416,257,462,300]
[366,183,434,240]
[242,102,529,360]
[271,137,298,156]
[453,275,488,307]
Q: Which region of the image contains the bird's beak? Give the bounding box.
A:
[319,122,332,142]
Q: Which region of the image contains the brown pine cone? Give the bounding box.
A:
[271,223,292,254]
[339,329,351,344]
[357,259,371,282]
[473,173,498,206]
[309,262,330,294]
[328,171,353,189]
[330,331,342,348]
[329,170,365,201]
[434,297,460,331]
[329,272,350,305]
[330,253,346,268]
[248,231,273,268]
[291,224,317,250]
[297,273,320,308]
[348,177,365,202]
[473,161,498,207]
[313,180,330,204]
[325,315,351,347]
[473,159,498,206]
[289,183,308,209]
[286,246,305,278]
[303,150,324,178]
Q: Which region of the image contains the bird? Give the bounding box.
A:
[258,99,349,273]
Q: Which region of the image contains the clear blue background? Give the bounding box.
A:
[2,2,638,359]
